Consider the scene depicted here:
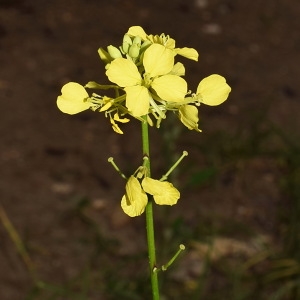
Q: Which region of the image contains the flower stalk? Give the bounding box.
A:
[142,116,160,299]
[161,244,186,272]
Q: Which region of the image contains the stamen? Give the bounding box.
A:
[149,97,166,119]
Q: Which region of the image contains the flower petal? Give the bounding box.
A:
[175,47,199,61]
[127,26,148,40]
[170,62,185,76]
[178,105,201,132]
[196,74,231,106]
[143,44,174,77]
[151,75,187,102]
[142,177,180,206]
[57,82,90,114]
[124,85,150,117]
[106,58,142,87]
[121,176,148,217]
[165,38,176,49]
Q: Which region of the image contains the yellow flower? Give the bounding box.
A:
[106,44,187,117]
[57,82,91,114]
[127,26,199,61]
[196,74,231,106]
[177,75,231,131]
[120,175,180,217]
[142,177,180,205]
[121,176,148,217]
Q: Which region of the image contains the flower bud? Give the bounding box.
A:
[107,45,122,59]
[132,36,142,47]
[128,44,140,58]
[122,34,132,53]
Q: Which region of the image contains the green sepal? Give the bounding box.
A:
[85,81,120,90]
[98,47,112,64]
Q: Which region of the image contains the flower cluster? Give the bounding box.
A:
[57,26,231,134]
[57,26,231,217]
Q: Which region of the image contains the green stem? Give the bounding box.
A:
[141,117,160,300]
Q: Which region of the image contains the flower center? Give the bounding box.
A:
[143,73,153,88]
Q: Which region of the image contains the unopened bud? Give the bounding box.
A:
[128,44,140,58]
[122,34,132,53]
[107,45,122,59]
[132,36,141,47]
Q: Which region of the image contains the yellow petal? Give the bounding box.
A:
[124,85,150,117]
[196,74,231,106]
[127,26,148,40]
[151,75,187,102]
[170,62,185,76]
[143,44,174,77]
[57,82,90,114]
[165,38,176,49]
[121,176,148,217]
[106,58,142,87]
[142,177,180,206]
[176,47,199,61]
[179,105,201,132]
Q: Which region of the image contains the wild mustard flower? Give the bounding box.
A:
[106,43,187,117]
[120,175,180,217]
[176,74,231,131]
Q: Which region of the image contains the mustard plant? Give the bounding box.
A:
[57,26,231,299]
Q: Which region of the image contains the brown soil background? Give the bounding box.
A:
[1,0,300,299]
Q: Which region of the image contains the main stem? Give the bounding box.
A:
[141,117,160,300]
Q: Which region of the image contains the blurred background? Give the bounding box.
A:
[1,0,300,299]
